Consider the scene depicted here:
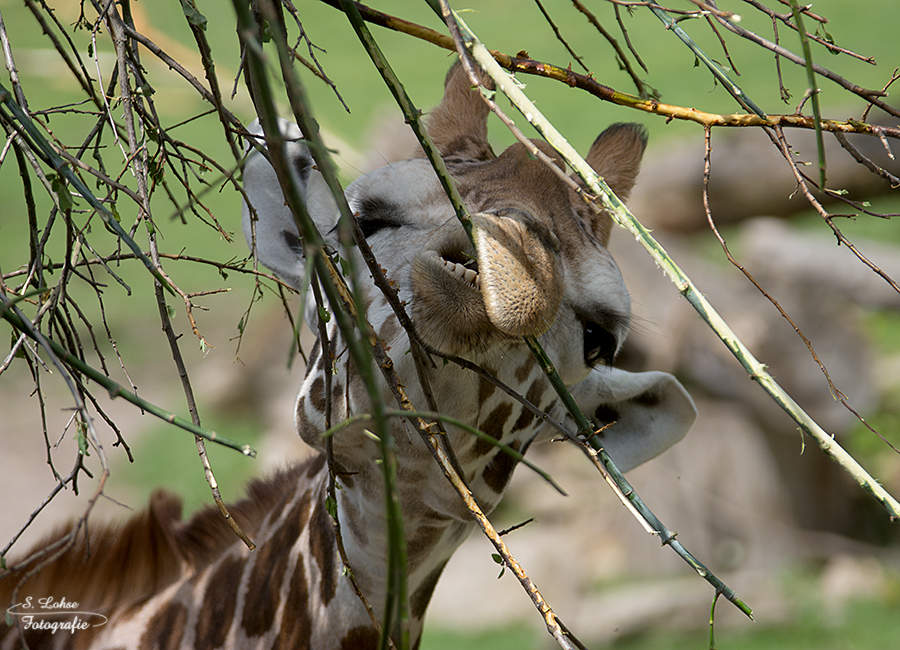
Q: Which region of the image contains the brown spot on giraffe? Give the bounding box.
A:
[309,494,338,607]
[511,377,547,433]
[482,439,525,494]
[514,354,536,383]
[240,488,311,637]
[410,560,448,621]
[140,601,188,650]
[340,625,381,650]
[378,312,401,346]
[306,453,326,479]
[273,555,312,650]
[295,401,315,442]
[407,525,446,572]
[593,404,621,431]
[331,380,345,411]
[470,401,513,458]
[309,376,327,414]
[477,372,497,404]
[194,554,243,650]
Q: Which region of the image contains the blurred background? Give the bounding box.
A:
[1,1,899,647]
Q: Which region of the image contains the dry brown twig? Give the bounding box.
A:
[2,4,899,646]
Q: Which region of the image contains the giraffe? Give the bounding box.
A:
[1,60,696,650]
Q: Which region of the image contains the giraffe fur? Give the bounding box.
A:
[1,60,696,649]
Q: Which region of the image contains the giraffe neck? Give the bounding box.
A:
[289,317,559,635]
[1,455,420,650]
[1,332,556,650]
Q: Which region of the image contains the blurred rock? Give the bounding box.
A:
[820,554,889,619]
[630,117,900,232]
[610,216,900,536]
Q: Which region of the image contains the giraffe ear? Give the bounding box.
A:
[567,368,696,472]
[241,118,340,290]
[584,123,648,203]
[571,123,648,247]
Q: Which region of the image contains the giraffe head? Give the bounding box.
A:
[242,61,695,483]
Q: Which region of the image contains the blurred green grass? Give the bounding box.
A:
[1,2,898,647]
[3,0,898,281]
[421,571,900,650]
[421,597,900,650]
[2,0,897,275]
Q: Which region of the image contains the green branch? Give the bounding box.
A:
[645,0,767,118]
[1,292,256,457]
[341,0,473,244]
[235,2,410,647]
[0,83,175,295]
[788,0,826,188]
[446,11,900,528]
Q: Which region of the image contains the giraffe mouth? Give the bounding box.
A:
[424,225,482,294]
[410,226,498,357]
[410,211,563,355]
[440,257,480,287]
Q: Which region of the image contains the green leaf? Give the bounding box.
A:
[478,85,496,101]
[76,422,89,456]
[325,495,338,520]
[50,173,73,212]
[337,254,350,277]
[149,157,164,184]
[180,0,208,31]
[259,17,273,43]
[10,330,26,359]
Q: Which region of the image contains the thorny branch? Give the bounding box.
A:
[702,127,900,455]
[0,0,265,575]
[320,0,900,136]
[1,0,898,645]
[442,7,756,620]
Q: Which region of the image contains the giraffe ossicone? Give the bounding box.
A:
[2,61,696,650]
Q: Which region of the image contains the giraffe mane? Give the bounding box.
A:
[0,461,309,613]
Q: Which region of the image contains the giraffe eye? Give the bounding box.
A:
[358,218,399,238]
[355,196,405,238]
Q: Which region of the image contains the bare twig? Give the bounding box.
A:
[834,131,900,187]
[317,1,900,138]
[708,7,898,119]
[571,0,651,97]
[702,128,899,455]
[447,7,900,526]
[534,0,588,72]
